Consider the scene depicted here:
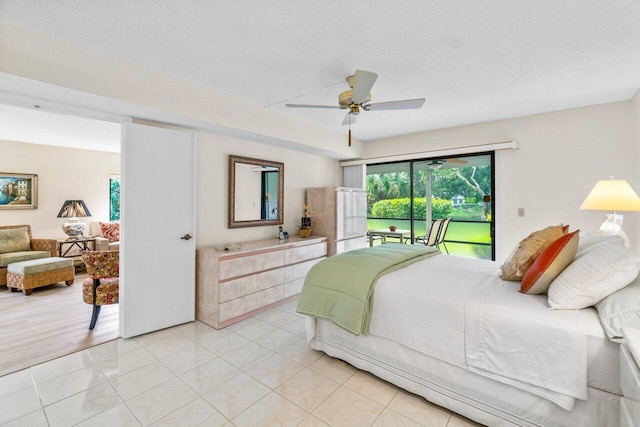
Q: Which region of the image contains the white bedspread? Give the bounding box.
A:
[364,253,587,410]
[465,271,587,409]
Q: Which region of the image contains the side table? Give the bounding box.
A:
[57,237,96,258]
[57,238,96,270]
[621,327,640,426]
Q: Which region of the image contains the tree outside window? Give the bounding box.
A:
[110,176,120,221]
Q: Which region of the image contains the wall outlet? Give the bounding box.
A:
[517,208,525,217]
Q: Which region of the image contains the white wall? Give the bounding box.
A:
[364,101,636,259]
[631,89,640,247]
[1,128,341,250]
[195,132,342,248]
[0,139,120,238]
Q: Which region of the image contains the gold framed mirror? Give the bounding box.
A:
[228,155,284,228]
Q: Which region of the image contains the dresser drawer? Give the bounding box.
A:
[219,285,284,322]
[621,398,640,427]
[621,344,640,401]
[219,268,285,302]
[284,258,324,282]
[285,242,327,264]
[285,278,305,298]
[219,250,284,281]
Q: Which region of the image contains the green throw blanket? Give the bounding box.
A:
[296,244,440,335]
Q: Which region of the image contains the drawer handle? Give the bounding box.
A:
[181,234,193,241]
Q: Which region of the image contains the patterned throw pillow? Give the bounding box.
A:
[500,225,566,281]
[99,222,120,243]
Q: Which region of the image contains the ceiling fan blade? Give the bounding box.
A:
[342,113,358,126]
[285,103,341,109]
[446,158,469,165]
[364,98,426,111]
[351,70,378,104]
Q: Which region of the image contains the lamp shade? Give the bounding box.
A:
[57,200,92,218]
[580,179,640,212]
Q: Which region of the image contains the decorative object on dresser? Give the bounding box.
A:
[87,221,120,250]
[298,203,313,238]
[306,187,367,256]
[0,172,38,209]
[620,327,640,426]
[580,177,640,247]
[196,235,326,329]
[0,225,57,286]
[81,251,120,330]
[228,155,284,228]
[57,200,92,238]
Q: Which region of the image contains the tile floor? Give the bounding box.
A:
[0,300,482,426]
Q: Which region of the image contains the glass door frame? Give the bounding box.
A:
[366,151,496,260]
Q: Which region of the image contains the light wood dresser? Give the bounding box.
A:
[196,236,327,329]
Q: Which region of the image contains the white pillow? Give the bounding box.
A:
[577,232,624,251]
[548,243,640,309]
[595,276,640,342]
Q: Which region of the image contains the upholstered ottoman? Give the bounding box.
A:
[6,257,75,295]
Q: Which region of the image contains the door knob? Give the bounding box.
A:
[181,234,193,240]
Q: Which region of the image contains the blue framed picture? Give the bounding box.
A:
[0,172,38,209]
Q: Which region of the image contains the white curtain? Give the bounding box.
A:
[343,164,365,189]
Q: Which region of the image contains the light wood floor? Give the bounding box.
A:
[0,271,118,377]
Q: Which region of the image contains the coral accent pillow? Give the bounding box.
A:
[520,230,579,294]
[500,225,566,281]
[99,222,120,243]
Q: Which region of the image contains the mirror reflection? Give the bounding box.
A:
[229,155,284,228]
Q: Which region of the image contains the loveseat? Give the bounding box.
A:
[88,222,120,251]
[0,225,57,286]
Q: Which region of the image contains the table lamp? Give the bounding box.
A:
[579,177,640,247]
[57,200,92,239]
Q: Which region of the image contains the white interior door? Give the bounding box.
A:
[120,123,196,338]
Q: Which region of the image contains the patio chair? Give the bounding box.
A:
[434,218,451,254]
[81,251,119,330]
[416,218,451,253]
[413,219,443,245]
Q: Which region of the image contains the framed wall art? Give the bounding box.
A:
[0,173,38,209]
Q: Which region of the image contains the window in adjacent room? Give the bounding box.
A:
[109,174,120,221]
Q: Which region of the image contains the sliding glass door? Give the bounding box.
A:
[366,153,494,260]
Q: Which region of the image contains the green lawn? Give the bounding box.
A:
[367,218,492,260]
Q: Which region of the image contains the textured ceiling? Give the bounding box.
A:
[2,0,640,142]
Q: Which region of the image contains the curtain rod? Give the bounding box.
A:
[339,140,519,167]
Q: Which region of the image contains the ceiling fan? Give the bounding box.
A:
[427,158,469,170]
[285,70,425,146]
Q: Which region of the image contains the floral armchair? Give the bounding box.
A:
[81,250,119,330]
[0,225,57,286]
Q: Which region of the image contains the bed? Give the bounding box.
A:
[297,233,640,427]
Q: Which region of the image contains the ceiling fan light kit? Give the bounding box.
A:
[286,70,426,145]
[428,158,470,170]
